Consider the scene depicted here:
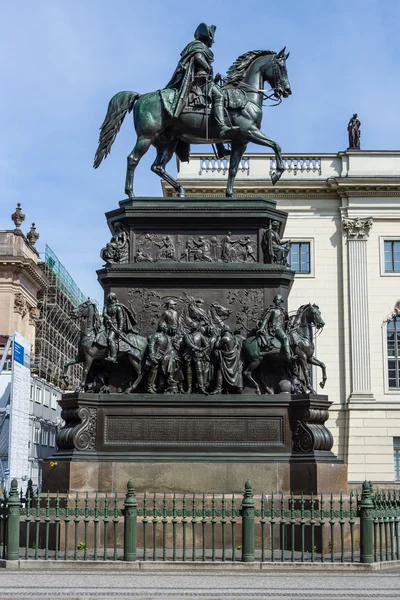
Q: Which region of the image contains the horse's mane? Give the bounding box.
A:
[225,50,276,84]
[291,304,309,327]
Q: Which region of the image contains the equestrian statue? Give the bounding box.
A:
[93,22,291,198]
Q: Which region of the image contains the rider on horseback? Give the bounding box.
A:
[103,293,138,363]
[166,22,239,156]
[257,294,295,362]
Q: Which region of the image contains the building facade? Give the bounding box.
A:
[171,150,400,484]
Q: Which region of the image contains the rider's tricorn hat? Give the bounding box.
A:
[194,23,216,43]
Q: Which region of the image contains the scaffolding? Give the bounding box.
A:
[34,245,87,389]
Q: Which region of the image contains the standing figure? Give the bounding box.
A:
[146,322,177,393]
[257,294,293,363]
[103,293,138,363]
[262,221,291,265]
[161,299,180,335]
[166,22,239,146]
[100,222,129,264]
[211,325,243,394]
[221,231,239,262]
[182,322,210,394]
[348,113,361,149]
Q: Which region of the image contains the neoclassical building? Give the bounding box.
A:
[167,150,400,484]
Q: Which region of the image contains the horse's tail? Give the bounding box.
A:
[93,91,140,169]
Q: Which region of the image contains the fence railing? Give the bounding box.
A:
[1,479,399,564]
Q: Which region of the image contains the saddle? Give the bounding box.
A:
[160,86,247,116]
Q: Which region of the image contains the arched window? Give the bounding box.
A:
[387,315,400,389]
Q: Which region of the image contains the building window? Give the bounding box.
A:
[49,429,56,447]
[395,438,400,480]
[34,427,40,444]
[388,316,400,389]
[43,389,50,407]
[42,429,48,446]
[51,393,58,410]
[30,384,34,401]
[288,242,311,274]
[384,241,400,273]
[35,387,41,403]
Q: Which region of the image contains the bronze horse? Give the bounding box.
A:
[63,300,148,392]
[242,303,327,394]
[93,48,291,198]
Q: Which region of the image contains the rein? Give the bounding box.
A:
[237,57,283,107]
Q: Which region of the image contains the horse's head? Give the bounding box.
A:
[71,300,101,333]
[265,48,292,99]
[306,303,325,330]
[210,302,232,319]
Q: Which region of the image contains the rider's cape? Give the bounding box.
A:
[165,40,214,118]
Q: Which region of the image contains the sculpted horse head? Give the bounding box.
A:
[70,300,102,337]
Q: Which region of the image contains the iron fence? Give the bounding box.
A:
[1,479,399,564]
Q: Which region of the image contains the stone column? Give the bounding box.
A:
[342,217,374,401]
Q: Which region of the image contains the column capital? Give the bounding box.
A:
[342,216,373,240]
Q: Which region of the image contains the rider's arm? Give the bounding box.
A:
[193,52,212,73]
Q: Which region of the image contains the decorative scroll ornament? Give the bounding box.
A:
[383,299,400,324]
[291,407,333,453]
[14,292,28,317]
[28,305,40,324]
[342,217,373,239]
[57,407,97,451]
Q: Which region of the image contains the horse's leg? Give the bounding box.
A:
[76,354,95,392]
[243,359,262,395]
[151,143,185,197]
[63,355,81,387]
[226,141,247,197]
[307,356,327,389]
[245,126,284,185]
[125,135,153,199]
[127,356,142,393]
[295,348,315,394]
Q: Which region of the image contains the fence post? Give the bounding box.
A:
[6,478,20,561]
[124,480,137,561]
[241,479,255,562]
[359,480,374,563]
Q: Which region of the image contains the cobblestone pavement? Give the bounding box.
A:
[0,570,400,600]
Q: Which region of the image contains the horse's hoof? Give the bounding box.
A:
[270,171,281,186]
[225,191,233,198]
[255,388,262,395]
[319,381,326,389]
[125,190,134,200]
[177,188,186,198]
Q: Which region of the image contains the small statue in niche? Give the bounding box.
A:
[262,221,291,265]
[146,321,178,393]
[211,324,243,394]
[182,321,210,395]
[100,222,129,264]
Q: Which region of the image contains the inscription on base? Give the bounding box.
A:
[105,415,284,446]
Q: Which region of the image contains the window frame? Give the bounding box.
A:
[287,238,314,278]
[386,315,400,391]
[35,386,42,404]
[380,237,400,277]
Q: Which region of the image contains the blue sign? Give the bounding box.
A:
[3,469,10,477]
[13,341,24,366]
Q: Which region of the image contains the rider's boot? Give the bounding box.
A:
[105,341,118,363]
[213,100,239,138]
[196,370,209,396]
[215,143,230,159]
[146,367,157,393]
[185,369,193,394]
[210,372,223,395]
[283,340,296,363]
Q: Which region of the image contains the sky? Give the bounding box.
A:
[1,0,400,304]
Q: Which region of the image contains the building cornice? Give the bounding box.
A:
[0,257,49,290]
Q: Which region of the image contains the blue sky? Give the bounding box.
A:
[1,0,399,304]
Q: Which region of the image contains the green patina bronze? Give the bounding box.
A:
[93,23,292,198]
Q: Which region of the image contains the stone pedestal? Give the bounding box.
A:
[43,392,346,494]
